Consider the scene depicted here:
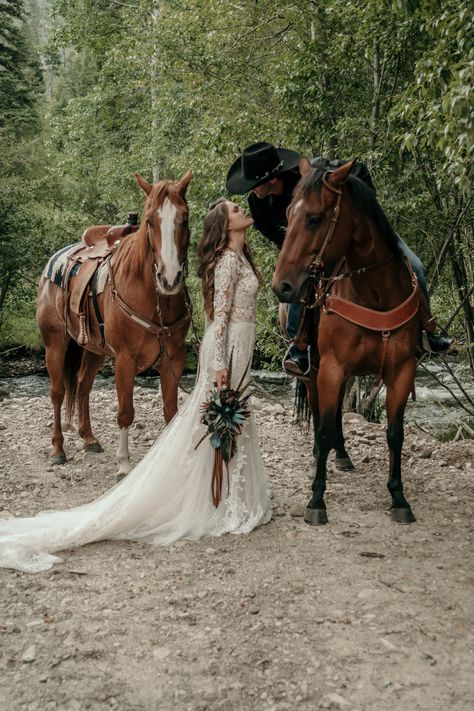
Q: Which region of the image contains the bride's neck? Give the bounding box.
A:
[227,230,246,255]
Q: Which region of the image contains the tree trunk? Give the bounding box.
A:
[368,42,381,169]
[150,2,162,182]
[448,241,474,373]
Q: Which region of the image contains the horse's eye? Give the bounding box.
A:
[306,213,323,229]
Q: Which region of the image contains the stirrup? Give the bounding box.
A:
[282,343,311,378]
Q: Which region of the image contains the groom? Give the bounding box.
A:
[226,141,452,376]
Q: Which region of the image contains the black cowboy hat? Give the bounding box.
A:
[226,142,301,195]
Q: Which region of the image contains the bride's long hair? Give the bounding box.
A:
[197,198,261,320]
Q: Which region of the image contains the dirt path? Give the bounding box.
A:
[1,386,473,711]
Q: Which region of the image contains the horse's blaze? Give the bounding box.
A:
[157,197,180,289]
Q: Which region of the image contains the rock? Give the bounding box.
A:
[22,644,36,663]
[249,605,260,615]
[289,504,305,517]
[152,646,171,660]
[357,588,375,599]
[343,413,366,423]
[419,447,433,459]
[323,692,350,709]
[286,530,297,540]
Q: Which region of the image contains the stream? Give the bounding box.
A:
[1,360,473,435]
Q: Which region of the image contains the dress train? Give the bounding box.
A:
[0,320,271,573]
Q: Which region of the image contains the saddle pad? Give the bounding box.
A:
[43,245,110,296]
[43,244,75,286]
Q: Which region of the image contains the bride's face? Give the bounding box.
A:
[226,201,254,232]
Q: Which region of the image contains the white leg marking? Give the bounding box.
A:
[116,427,131,476]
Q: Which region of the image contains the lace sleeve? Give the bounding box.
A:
[213,250,240,371]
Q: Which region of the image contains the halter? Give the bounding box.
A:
[308,172,342,275]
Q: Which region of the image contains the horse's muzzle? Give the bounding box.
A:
[272,273,311,303]
[272,281,297,303]
[157,269,183,295]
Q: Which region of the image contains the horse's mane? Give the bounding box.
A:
[113,180,178,279]
[295,168,403,258]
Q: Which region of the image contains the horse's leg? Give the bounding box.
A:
[305,365,344,525]
[45,338,68,465]
[77,351,105,453]
[334,383,355,471]
[114,353,136,480]
[385,360,416,524]
[159,343,186,424]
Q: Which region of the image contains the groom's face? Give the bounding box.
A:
[253,177,284,199]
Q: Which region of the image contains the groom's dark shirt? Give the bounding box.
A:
[247,169,300,249]
[247,160,376,250]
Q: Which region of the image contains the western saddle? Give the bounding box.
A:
[65,213,139,345]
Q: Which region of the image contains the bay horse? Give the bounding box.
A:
[272,159,421,525]
[37,171,192,477]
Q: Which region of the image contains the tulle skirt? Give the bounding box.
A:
[0,320,271,573]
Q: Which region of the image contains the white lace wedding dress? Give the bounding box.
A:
[0,250,271,573]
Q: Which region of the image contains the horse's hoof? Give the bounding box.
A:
[84,441,103,453]
[335,456,355,471]
[391,508,416,524]
[304,507,328,525]
[51,453,66,465]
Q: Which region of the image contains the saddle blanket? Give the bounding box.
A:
[43,244,109,295]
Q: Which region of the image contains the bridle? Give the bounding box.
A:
[299,172,393,308]
[308,172,343,276]
[107,215,194,365]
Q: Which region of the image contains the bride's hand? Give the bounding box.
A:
[215,369,228,390]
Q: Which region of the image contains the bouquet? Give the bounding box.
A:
[195,353,252,507]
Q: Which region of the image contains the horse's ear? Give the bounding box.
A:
[134,173,153,195]
[299,157,313,176]
[327,159,356,187]
[177,170,193,196]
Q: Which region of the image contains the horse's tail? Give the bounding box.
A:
[64,339,84,427]
[294,379,311,426]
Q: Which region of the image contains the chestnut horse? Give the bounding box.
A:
[37,172,192,477]
[272,160,421,525]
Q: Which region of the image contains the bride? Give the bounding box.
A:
[0,199,272,573]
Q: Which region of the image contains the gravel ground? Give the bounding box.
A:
[0,385,473,711]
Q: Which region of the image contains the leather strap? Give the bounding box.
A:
[108,261,191,337]
[324,282,421,331]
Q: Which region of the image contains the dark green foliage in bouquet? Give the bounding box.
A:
[195,352,252,507]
